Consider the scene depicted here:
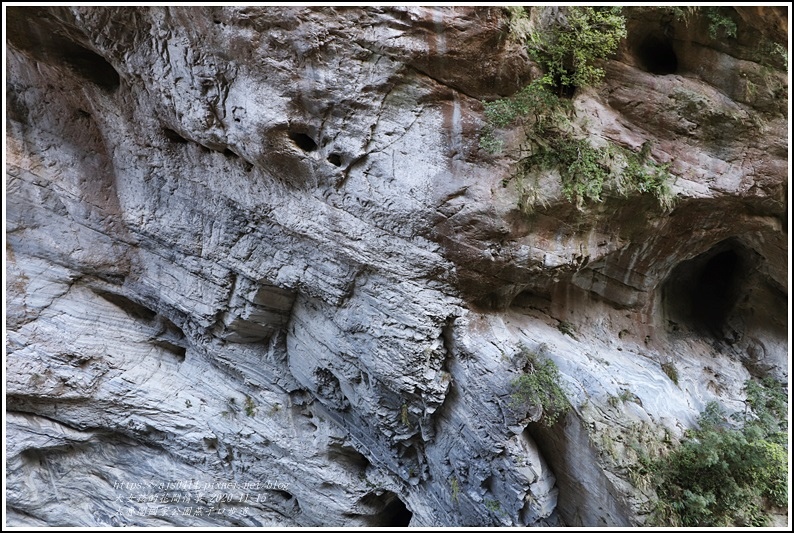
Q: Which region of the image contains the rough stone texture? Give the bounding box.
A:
[5,6,788,527]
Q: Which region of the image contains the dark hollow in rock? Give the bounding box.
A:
[559,83,577,99]
[636,35,678,75]
[368,491,412,527]
[162,128,189,143]
[344,491,412,526]
[327,153,342,166]
[60,43,121,91]
[96,291,157,321]
[288,131,318,152]
[524,418,632,526]
[327,442,371,472]
[662,239,752,340]
[7,8,121,91]
[150,339,186,361]
[273,490,293,501]
[693,250,740,332]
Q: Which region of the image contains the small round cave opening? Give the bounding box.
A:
[694,250,739,331]
[327,153,342,166]
[288,131,318,152]
[382,494,412,527]
[662,241,750,340]
[636,35,678,75]
[356,491,412,526]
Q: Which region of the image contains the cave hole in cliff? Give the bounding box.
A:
[662,240,753,340]
[273,489,293,501]
[63,44,121,91]
[7,8,120,92]
[150,339,186,361]
[288,131,318,152]
[162,128,188,143]
[327,442,370,473]
[269,489,301,515]
[481,474,494,491]
[96,291,157,321]
[372,492,413,526]
[695,251,740,332]
[327,153,342,166]
[344,492,412,526]
[520,417,630,526]
[546,78,577,99]
[636,35,678,75]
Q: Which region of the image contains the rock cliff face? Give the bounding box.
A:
[5,6,788,527]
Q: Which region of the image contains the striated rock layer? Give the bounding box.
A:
[5,6,788,527]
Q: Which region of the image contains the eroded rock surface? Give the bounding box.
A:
[5,6,788,527]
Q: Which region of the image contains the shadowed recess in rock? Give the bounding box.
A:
[327,442,371,472]
[288,131,318,152]
[350,491,412,527]
[524,418,631,526]
[636,35,678,75]
[7,8,121,91]
[95,290,187,361]
[162,128,189,143]
[95,291,157,321]
[662,239,752,340]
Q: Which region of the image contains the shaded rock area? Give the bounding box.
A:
[5,6,788,527]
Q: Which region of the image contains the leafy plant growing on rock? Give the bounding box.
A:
[645,379,788,526]
[221,397,239,419]
[528,6,626,92]
[485,498,500,512]
[612,141,675,210]
[704,8,737,40]
[485,498,507,517]
[660,362,679,386]
[526,138,610,210]
[608,388,635,408]
[400,403,412,429]
[510,347,569,426]
[480,78,568,155]
[244,395,257,417]
[505,6,531,43]
[481,7,674,212]
[450,476,461,504]
[557,320,577,339]
[662,6,736,40]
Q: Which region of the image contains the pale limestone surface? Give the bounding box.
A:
[5,6,787,527]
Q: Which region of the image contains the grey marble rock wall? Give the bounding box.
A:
[5,6,788,527]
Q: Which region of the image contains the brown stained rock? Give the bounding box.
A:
[735,5,789,44]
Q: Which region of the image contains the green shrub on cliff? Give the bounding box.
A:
[510,347,569,426]
[647,379,788,526]
[527,6,626,92]
[481,7,673,211]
